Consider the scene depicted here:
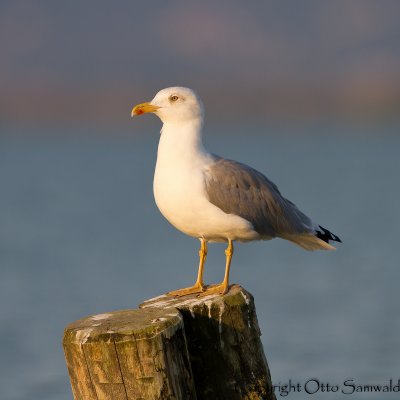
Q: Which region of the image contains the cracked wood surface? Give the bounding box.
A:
[63,285,276,400]
[141,284,276,400]
[63,308,196,400]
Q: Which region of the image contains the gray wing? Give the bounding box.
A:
[203,157,313,237]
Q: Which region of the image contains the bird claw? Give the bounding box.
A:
[167,284,205,297]
[196,283,229,297]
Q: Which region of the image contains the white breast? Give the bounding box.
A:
[153,123,259,242]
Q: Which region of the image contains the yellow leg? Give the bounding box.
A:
[168,239,207,297]
[199,240,234,296]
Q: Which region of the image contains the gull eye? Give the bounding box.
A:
[170,95,179,102]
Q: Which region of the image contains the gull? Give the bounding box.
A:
[131,87,341,296]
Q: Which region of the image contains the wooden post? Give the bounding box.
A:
[141,284,276,400]
[63,308,196,400]
[63,285,276,400]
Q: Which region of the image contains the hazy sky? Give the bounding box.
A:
[1,0,399,123]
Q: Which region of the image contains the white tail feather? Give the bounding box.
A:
[282,234,336,251]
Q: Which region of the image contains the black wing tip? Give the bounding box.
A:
[316,225,342,244]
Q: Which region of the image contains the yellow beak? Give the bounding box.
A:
[131,102,160,117]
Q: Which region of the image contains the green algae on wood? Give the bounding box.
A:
[63,308,196,400]
[140,285,276,400]
[63,285,276,400]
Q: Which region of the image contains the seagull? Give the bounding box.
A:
[131,87,341,296]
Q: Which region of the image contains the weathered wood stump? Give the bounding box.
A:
[63,308,196,399]
[141,285,275,400]
[63,285,276,400]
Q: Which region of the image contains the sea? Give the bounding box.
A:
[1,120,399,399]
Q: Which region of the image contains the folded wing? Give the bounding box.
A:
[204,157,339,250]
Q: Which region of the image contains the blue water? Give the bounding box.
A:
[1,122,399,399]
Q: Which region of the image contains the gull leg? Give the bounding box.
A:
[199,240,234,296]
[168,239,207,297]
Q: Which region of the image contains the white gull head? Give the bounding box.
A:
[132,86,204,124]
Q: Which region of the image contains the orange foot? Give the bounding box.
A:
[167,283,205,297]
[197,283,229,297]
